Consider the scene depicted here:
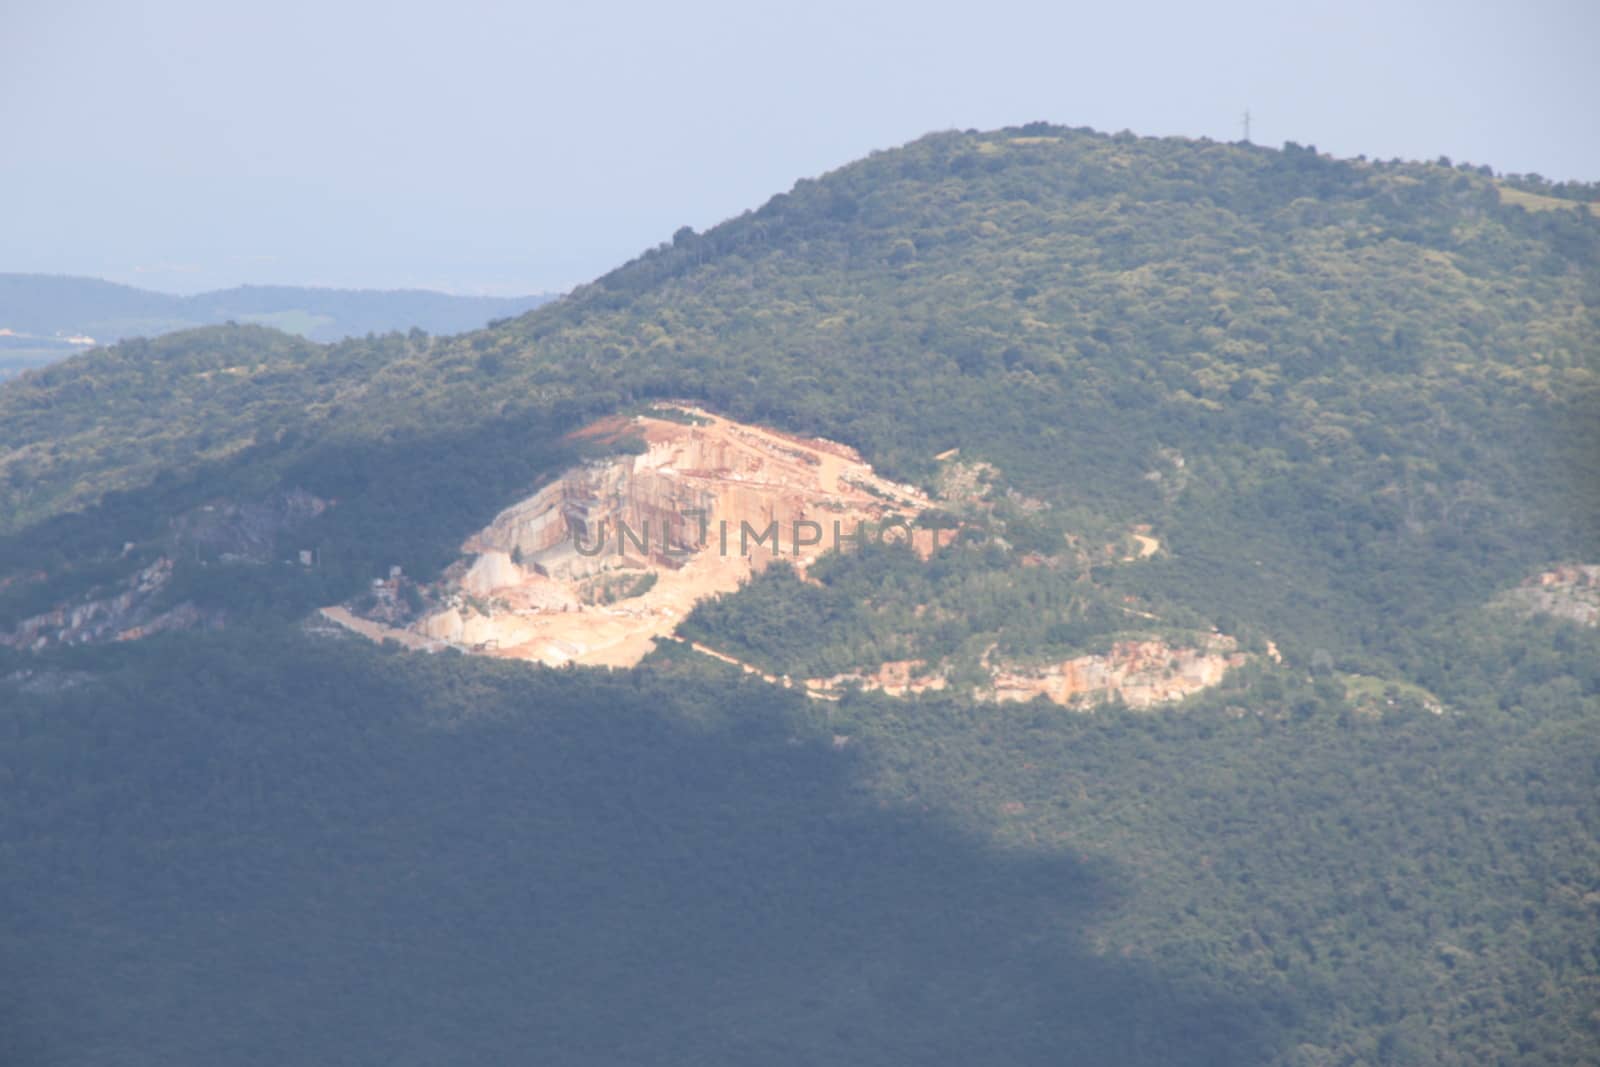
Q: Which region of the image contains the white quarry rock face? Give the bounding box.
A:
[460,551,525,597]
[336,406,938,669]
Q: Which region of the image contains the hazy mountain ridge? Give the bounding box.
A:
[0,273,556,377]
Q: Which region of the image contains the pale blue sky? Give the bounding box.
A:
[4,0,1595,295]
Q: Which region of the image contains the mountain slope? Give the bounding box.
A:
[1,126,1597,1066]
[4,126,1595,659]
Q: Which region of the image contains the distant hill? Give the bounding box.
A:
[0,273,557,377]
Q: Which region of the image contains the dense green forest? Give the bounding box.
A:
[1,126,1596,1064]
[1,608,1594,1065]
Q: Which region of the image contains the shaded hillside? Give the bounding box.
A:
[0,629,1295,1067]
[1,595,1595,1067]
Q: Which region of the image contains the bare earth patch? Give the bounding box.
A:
[1496,564,1600,627]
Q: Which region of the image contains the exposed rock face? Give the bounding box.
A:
[776,635,1245,710]
[794,638,1246,709]
[1500,565,1600,626]
[986,634,1245,709]
[806,659,949,698]
[0,557,221,651]
[335,407,938,667]
[1,488,329,652]
[1122,527,1160,561]
[464,410,933,576]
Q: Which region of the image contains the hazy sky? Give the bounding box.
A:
[4,0,1595,295]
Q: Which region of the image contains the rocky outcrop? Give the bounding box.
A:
[0,557,222,651]
[985,634,1245,709]
[795,637,1245,709]
[1499,565,1600,626]
[806,659,949,698]
[1,488,329,652]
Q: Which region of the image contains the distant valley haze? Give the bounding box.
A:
[0,274,555,378]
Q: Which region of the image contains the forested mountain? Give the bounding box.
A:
[1,126,1596,1065]
[0,274,555,378]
